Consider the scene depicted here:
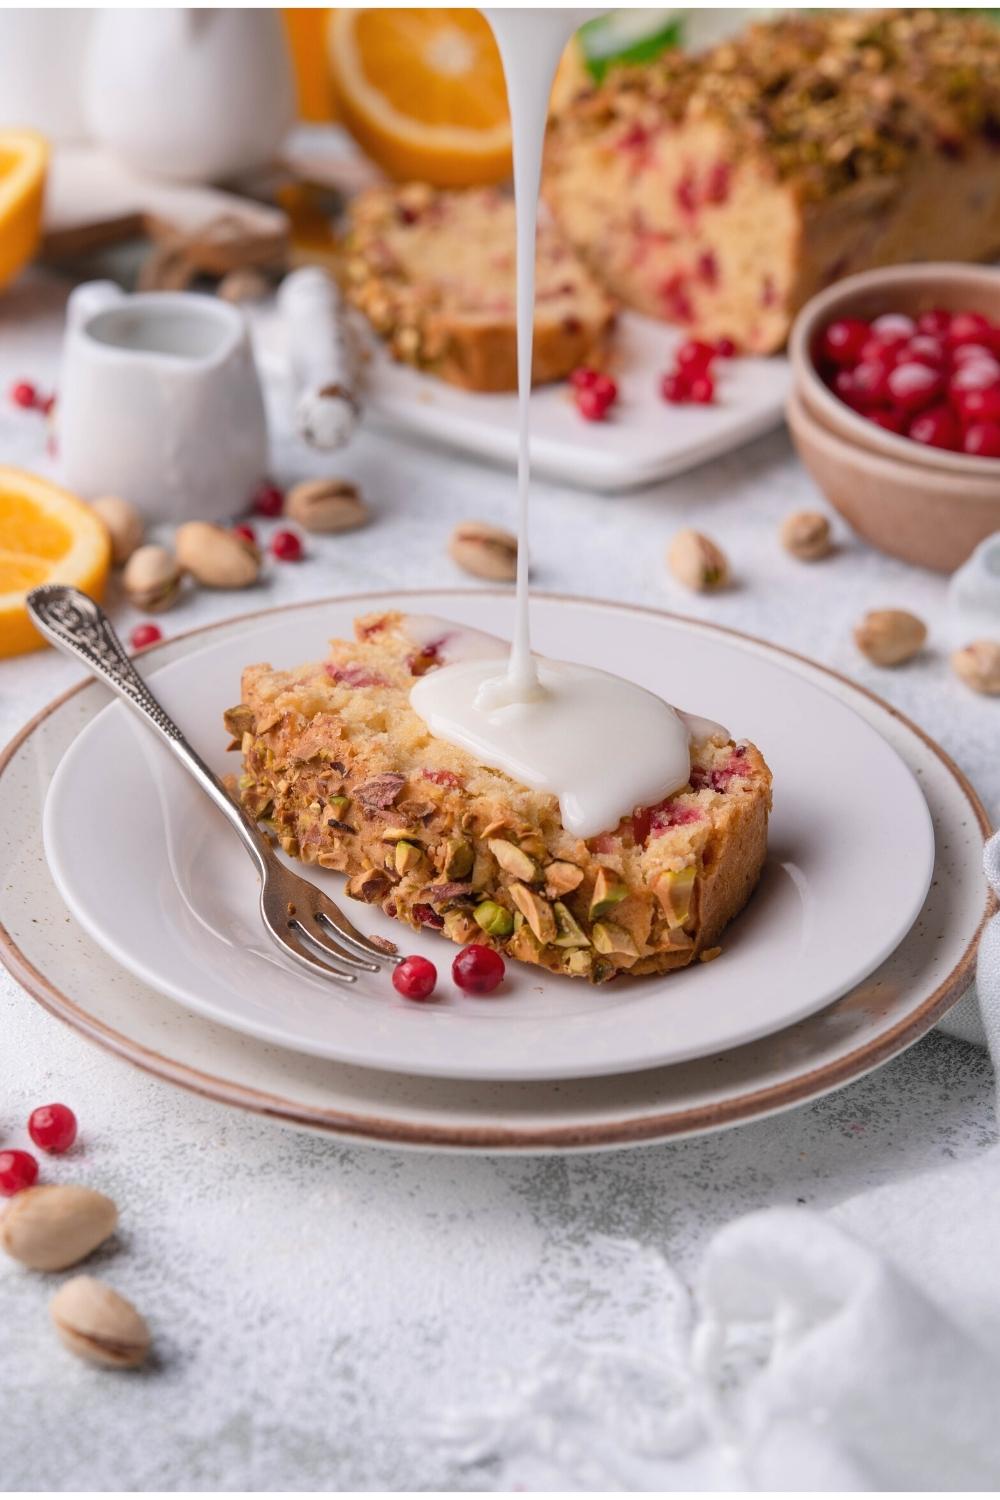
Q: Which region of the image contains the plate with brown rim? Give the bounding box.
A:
[0,592,991,1150]
[38,592,935,1081]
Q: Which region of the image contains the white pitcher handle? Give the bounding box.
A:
[66,280,123,334]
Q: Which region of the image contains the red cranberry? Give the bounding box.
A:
[696,250,719,287]
[676,339,716,373]
[956,387,1000,423]
[858,336,902,369]
[392,954,437,1002]
[575,385,612,421]
[832,369,866,411]
[871,312,915,343]
[903,335,945,368]
[674,171,697,215]
[129,622,163,651]
[232,522,256,545]
[271,529,303,561]
[452,943,505,995]
[660,371,689,404]
[950,359,1000,395]
[0,1150,38,1196]
[412,903,444,929]
[569,366,600,391]
[908,404,961,450]
[659,273,693,322]
[687,373,715,404]
[715,337,738,358]
[705,161,731,204]
[28,1103,77,1154]
[947,311,992,347]
[591,373,618,406]
[39,393,56,416]
[917,309,952,338]
[951,342,995,366]
[252,482,284,517]
[868,408,907,434]
[820,318,870,366]
[10,380,39,409]
[886,361,944,412]
[963,421,1000,457]
[852,359,893,405]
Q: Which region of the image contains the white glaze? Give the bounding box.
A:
[412,656,720,839]
[410,11,717,834]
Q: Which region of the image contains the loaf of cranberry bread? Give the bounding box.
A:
[544,9,1000,353]
[341,183,616,391]
[225,612,771,983]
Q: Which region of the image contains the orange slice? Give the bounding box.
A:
[0,130,48,292]
[0,470,111,658]
[326,9,512,187]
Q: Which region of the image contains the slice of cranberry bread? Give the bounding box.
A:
[341,183,616,391]
[225,612,771,984]
[544,9,1000,353]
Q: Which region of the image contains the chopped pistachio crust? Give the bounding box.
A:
[548,9,1000,201]
[226,612,772,983]
[340,183,616,392]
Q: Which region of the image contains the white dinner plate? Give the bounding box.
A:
[42,592,934,1083]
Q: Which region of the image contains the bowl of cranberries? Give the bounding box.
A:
[788,263,1000,572]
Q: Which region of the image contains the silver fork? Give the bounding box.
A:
[28,585,400,985]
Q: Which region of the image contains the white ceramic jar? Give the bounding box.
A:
[58,281,269,523]
[82,8,295,183]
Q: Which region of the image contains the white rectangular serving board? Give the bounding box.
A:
[365,311,791,492]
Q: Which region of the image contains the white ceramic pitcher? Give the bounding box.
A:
[58,281,269,523]
[82,8,294,184]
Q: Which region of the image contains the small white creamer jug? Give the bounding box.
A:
[58,281,269,523]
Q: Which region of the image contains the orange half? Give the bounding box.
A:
[327,8,512,187]
[0,470,111,658]
[0,130,48,292]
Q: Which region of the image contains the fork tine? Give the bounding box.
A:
[314,897,405,966]
[268,923,358,984]
[294,910,380,973]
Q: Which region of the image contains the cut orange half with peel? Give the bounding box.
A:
[326,8,512,187]
[0,470,112,658]
[0,129,48,293]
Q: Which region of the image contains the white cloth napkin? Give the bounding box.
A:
[442,834,1000,1490]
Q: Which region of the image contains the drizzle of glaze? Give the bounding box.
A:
[408,13,726,837]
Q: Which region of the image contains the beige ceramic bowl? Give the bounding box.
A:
[787,263,1000,571]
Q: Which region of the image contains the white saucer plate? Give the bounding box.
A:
[1,594,989,1151]
[366,314,791,492]
[41,593,933,1083]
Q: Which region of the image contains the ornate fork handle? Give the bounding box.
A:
[28,585,271,873]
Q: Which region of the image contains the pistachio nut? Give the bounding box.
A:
[780,509,832,561]
[508,883,556,944]
[951,639,1000,695]
[175,522,260,589]
[285,479,369,534]
[90,495,144,566]
[122,544,182,612]
[50,1275,150,1369]
[854,608,926,667]
[588,868,627,921]
[0,1184,118,1272]
[474,899,514,938]
[667,529,729,592]
[487,838,538,883]
[448,521,518,582]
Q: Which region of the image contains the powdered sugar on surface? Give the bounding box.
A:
[0,271,997,1490]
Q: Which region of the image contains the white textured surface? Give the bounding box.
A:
[1,273,997,1490]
